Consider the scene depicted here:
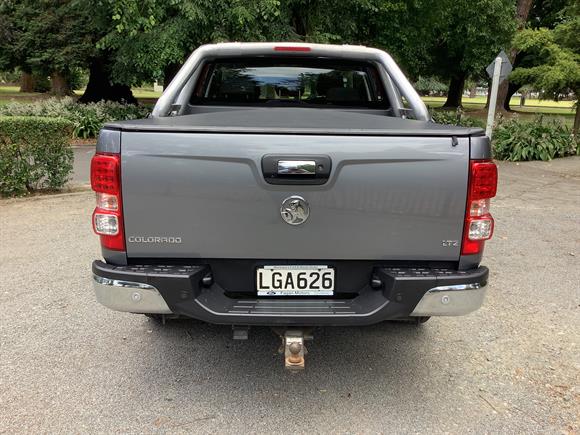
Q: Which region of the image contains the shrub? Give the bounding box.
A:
[0,97,150,138]
[414,76,448,96]
[0,69,22,84]
[33,76,51,93]
[493,117,578,161]
[0,117,73,197]
[430,109,486,129]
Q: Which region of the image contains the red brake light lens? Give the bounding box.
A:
[91,154,120,195]
[91,152,125,251]
[461,160,498,255]
[274,46,311,52]
[469,161,497,200]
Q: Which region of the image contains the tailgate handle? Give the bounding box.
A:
[277,160,316,175]
[262,154,331,185]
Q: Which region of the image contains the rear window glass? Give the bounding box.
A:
[191,58,388,108]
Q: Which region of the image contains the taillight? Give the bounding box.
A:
[273,46,311,52]
[91,153,125,250]
[461,160,498,255]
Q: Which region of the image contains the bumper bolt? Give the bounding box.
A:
[202,274,213,287]
[131,291,142,302]
[441,295,450,305]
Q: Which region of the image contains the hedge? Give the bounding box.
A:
[0,116,74,197]
[432,110,578,161]
[493,116,578,161]
[0,97,150,139]
[430,109,486,128]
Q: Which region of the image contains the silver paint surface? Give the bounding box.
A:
[152,42,430,121]
[121,133,469,260]
[95,129,121,154]
[470,136,492,160]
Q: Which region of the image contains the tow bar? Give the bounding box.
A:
[233,326,313,370]
[274,328,313,371]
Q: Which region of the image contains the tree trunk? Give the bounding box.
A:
[79,57,137,104]
[504,81,521,111]
[50,72,71,96]
[485,79,491,109]
[20,72,35,93]
[469,84,477,98]
[163,63,181,88]
[495,77,512,113]
[79,57,109,102]
[495,0,533,112]
[443,74,466,108]
[290,4,308,38]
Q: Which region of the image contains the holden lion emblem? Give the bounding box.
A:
[280,196,310,226]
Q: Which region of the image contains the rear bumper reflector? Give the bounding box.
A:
[409,283,487,317]
[93,275,171,314]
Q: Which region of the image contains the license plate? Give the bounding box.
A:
[256,265,334,296]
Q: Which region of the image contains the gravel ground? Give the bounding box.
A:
[0,158,578,434]
[71,146,94,185]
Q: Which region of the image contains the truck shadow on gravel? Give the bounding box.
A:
[136,318,439,394]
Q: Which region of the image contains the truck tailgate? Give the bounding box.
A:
[121,131,469,260]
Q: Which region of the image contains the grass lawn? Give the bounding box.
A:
[0,85,161,106]
[0,85,575,125]
[131,88,162,99]
[72,87,162,99]
[422,95,576,110]
[0,85,41,99]
[423,95,576,127]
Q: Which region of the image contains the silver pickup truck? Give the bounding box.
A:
[91,42,497,369]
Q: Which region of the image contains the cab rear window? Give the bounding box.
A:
[191,57,389,109]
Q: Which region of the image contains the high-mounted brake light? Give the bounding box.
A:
[91,153,125,250]
[461,160,497,255]
[274,46,311,52]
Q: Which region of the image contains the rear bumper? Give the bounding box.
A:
[92,261,488,326]
[409,283,486,316]
[93,275,172,314]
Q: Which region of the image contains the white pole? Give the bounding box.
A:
[486,56,503,139]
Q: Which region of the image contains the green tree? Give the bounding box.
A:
[494,0,533,113]
[0,0,93,95]
[95,0,516,106]
[0,0,138,101]
[16,0,94,95]
[497,0,572,111]
[406,0,516,108]
[0,0,38,92]
[97,0,294,87]
[0,0,523,107]
[510,12,580,133]
[95,0,413,86]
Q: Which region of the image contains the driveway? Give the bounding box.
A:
[71,145,94,185]
[0,158,578,433]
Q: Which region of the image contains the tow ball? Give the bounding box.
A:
[233,326,314,371]
[273,328,313,371]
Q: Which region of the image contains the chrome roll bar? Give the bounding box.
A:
[151,42,429,121]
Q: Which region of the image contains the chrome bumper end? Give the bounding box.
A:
[410,283,487,317]
[93,275,172,314]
